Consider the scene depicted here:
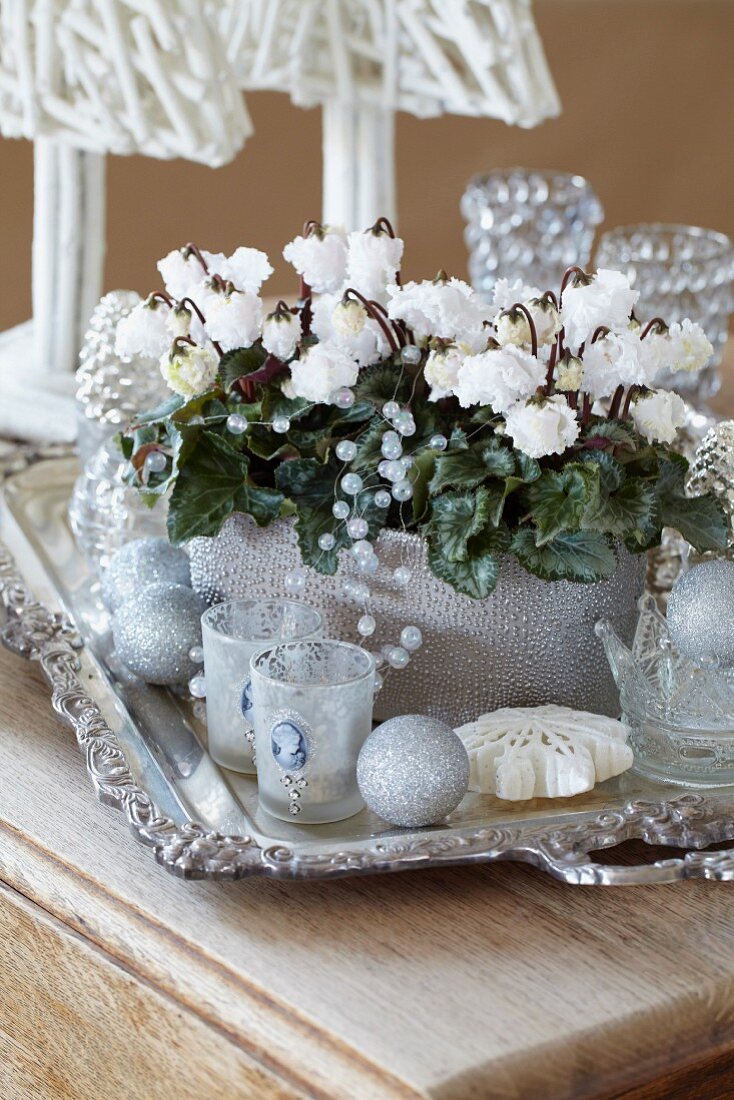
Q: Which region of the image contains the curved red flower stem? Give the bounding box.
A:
[184,243,210,274]
[607,384,625,420]
[545,341,557,392]
[621,386,639,420]
[640,317,667,339]
[179,296,223,357]
[591,325,610,343]
[302,219,322,237]
[343,288,401,354]
[172,335,196,351]
[559,265,590,301]
[509,303,538,357]
[149,290,174,307]
[371,217,397,237]
[581,392,592,425]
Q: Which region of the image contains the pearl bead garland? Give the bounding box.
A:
[279,383,431,685]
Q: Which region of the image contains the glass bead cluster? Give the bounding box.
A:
[282,346,445,689]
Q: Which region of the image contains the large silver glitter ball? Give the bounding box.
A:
[687,421,734,544]
[112,583,207,685]
[667,560,734,667]
[357,715,469,828]
[102,537,191,612]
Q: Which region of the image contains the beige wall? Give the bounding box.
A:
[0,0,732,332]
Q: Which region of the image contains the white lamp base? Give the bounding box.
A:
[0,322,78,443]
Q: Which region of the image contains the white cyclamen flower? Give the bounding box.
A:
[346,229,404,300]
[204,290,262,351]
[630,390,687,443]
[667,319,714,373]
[312,291,389,367]
[282,226,348,293]
[262,309,302,360]
[160,344,219,398]
[387,277,493,352]
[157,247,226,300]
[504,395,580,459]
[288,342,359,404]
[581,329,654,399]
[332,297,368,336]
[560,269,639,352]
[491,278,541,315]
[424,344,467,401]
[219,247,273,294]
[454,346,546,412]
[115,297,170,358]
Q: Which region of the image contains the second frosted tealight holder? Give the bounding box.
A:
[250,640,375,823]
[201,599,322,773]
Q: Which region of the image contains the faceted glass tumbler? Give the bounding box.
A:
[250,640,375,824]
[461,168,604,296]
[595,224,734,401]
[202,600,322,775]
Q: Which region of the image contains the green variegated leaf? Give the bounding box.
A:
[428,524,510,599]
[275,457,339,507]
[511,528,617,583]
[429,438,514,494]
[583,477,656,542]
[427,487,491,562]
[525,463,600,546]
[218,345,267,390]
[167,432,283,543]
[659,493,728,552]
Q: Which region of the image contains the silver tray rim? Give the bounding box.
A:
[3,445,734,887]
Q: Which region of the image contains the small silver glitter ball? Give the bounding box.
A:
[667,560,734,666]
[102,537,191,612]
[357,715,469,827]
[112,583,207,685]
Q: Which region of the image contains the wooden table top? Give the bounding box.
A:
[3,356,734,1100]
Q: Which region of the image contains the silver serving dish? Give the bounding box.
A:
[3,455,734,886]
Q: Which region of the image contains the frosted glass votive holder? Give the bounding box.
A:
[201,599,322,774]
[250,640,375,823]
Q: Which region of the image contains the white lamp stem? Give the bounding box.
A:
[321,99,396,231]
[31,137,106,379]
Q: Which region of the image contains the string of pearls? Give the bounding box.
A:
[282,344,450,691]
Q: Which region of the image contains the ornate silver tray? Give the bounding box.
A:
[3,454,734,886]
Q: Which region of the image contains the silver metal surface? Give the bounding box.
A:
[189,513,646,724]
[4,454,734,885]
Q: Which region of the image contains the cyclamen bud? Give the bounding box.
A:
[496,308,531,348]
[262,308,302,361]
[555,353,584,392]
[160,343,219,398]
[166,304,193,339]
[332,297,368,336]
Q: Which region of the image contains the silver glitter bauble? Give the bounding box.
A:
[68,438,168,573]
[356,715,469,827]
[102,537,191,612]
[667,560,734,667]
[112,583,207,685]
[687,421,734,544]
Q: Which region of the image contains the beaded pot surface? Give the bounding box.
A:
[188,515,646,725]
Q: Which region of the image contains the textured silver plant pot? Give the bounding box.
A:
[188,515,646,726]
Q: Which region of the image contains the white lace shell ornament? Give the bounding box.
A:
[455,705,633,801]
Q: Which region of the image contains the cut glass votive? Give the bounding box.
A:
[595,223,734,402]
[250,640,375,823]
[201,599,322,774]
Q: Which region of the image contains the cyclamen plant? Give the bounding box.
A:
[119,218,727,617]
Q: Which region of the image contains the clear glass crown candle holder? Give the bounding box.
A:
[201,600,322,774]
[595,223,734,402]
[461,168,604,297]
[249,640,375,824]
